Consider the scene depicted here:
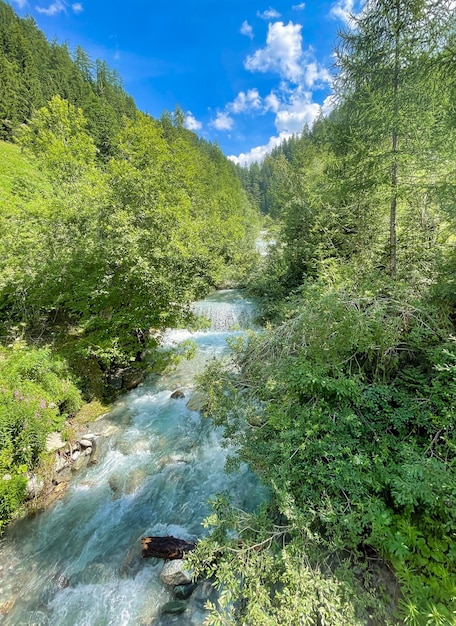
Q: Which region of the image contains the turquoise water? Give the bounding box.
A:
[0,290,263,625]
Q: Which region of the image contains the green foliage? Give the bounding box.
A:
[0,0,137,150]
[196,286,456,623]
[0,342,82,532]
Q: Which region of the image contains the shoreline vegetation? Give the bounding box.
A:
[1,1,456,624]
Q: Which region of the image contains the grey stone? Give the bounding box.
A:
[122,369,145,390]
[174,583,197,600]
[26,474,44,499]
[170,389,185,399]
[160,560,193,586]
[186,392,207,412]
[72,454,87,472]
[161,600,187,615]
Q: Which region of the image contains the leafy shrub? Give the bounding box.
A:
[195,287,456,624]
[0,343,82,532]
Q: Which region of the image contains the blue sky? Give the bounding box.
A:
[8,0,361,164]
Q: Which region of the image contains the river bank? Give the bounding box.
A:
[0,289,265,625]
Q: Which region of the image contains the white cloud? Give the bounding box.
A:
[329,0,356,27]
[257,7,282,20]
[229,89,262,114]
[304,61,331,87]
[274,86,321,133]
[245,21,304,83]
[184,112,202,131]
[229,132,292,166]
[292,2,306,9]
[36,0,82,14]
[264,92,281,113]
[240,20,254,39]
[11,0,28,7]
[36,0,66,15]
[210,111,234,131]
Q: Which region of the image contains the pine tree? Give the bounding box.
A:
[335,0,455,278]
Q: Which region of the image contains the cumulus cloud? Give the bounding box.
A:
[264,92,281,113]
[184,112,202,131]
[329,0,357,26]
[274,86,321,133]
[36,0,83,14]
[240,20,254,39]
[210,111,234,131]
[229,89,262,114]
[305,61,331,87]
[245,21,304,83]
[36,0,65,14]
[292,2,306,9]
[257,7,282,20]
[229,132,292,166]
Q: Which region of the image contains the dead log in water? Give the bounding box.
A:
[141,536,196,560]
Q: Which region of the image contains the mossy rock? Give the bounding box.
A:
[161,600,187,615]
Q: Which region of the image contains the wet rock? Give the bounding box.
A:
[125,468,146,494]
[53,467,72,484]
[88,438,100,465]
[156,613,192,626]
[161,600,187,615]
[174,583,197,600]
[160,560,193,586]
[170,389,185,399]
[158,454,189,469]
[108,473,122,498]
[186,391,207,412]
[72,454,87,472]
[188,580,218,610]
[43,481,68,506]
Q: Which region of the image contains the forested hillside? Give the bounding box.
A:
[0,2,259,532]
[190,2,456,624]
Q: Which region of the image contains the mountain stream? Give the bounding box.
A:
[0,290,264,625]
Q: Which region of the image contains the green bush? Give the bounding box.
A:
[195,287,456,624]
[0,343,82,531]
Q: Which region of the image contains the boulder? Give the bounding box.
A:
[160,560,193,586]
[122,368,145,390]
[170,389,185,399]
[26,474,44,500]
[186,392,207,412]
[174,583,197,600]
[72,454,87,472]
[161,600,187,615]
[79,438,93,448]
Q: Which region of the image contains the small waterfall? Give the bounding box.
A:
[191,289,257,330]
